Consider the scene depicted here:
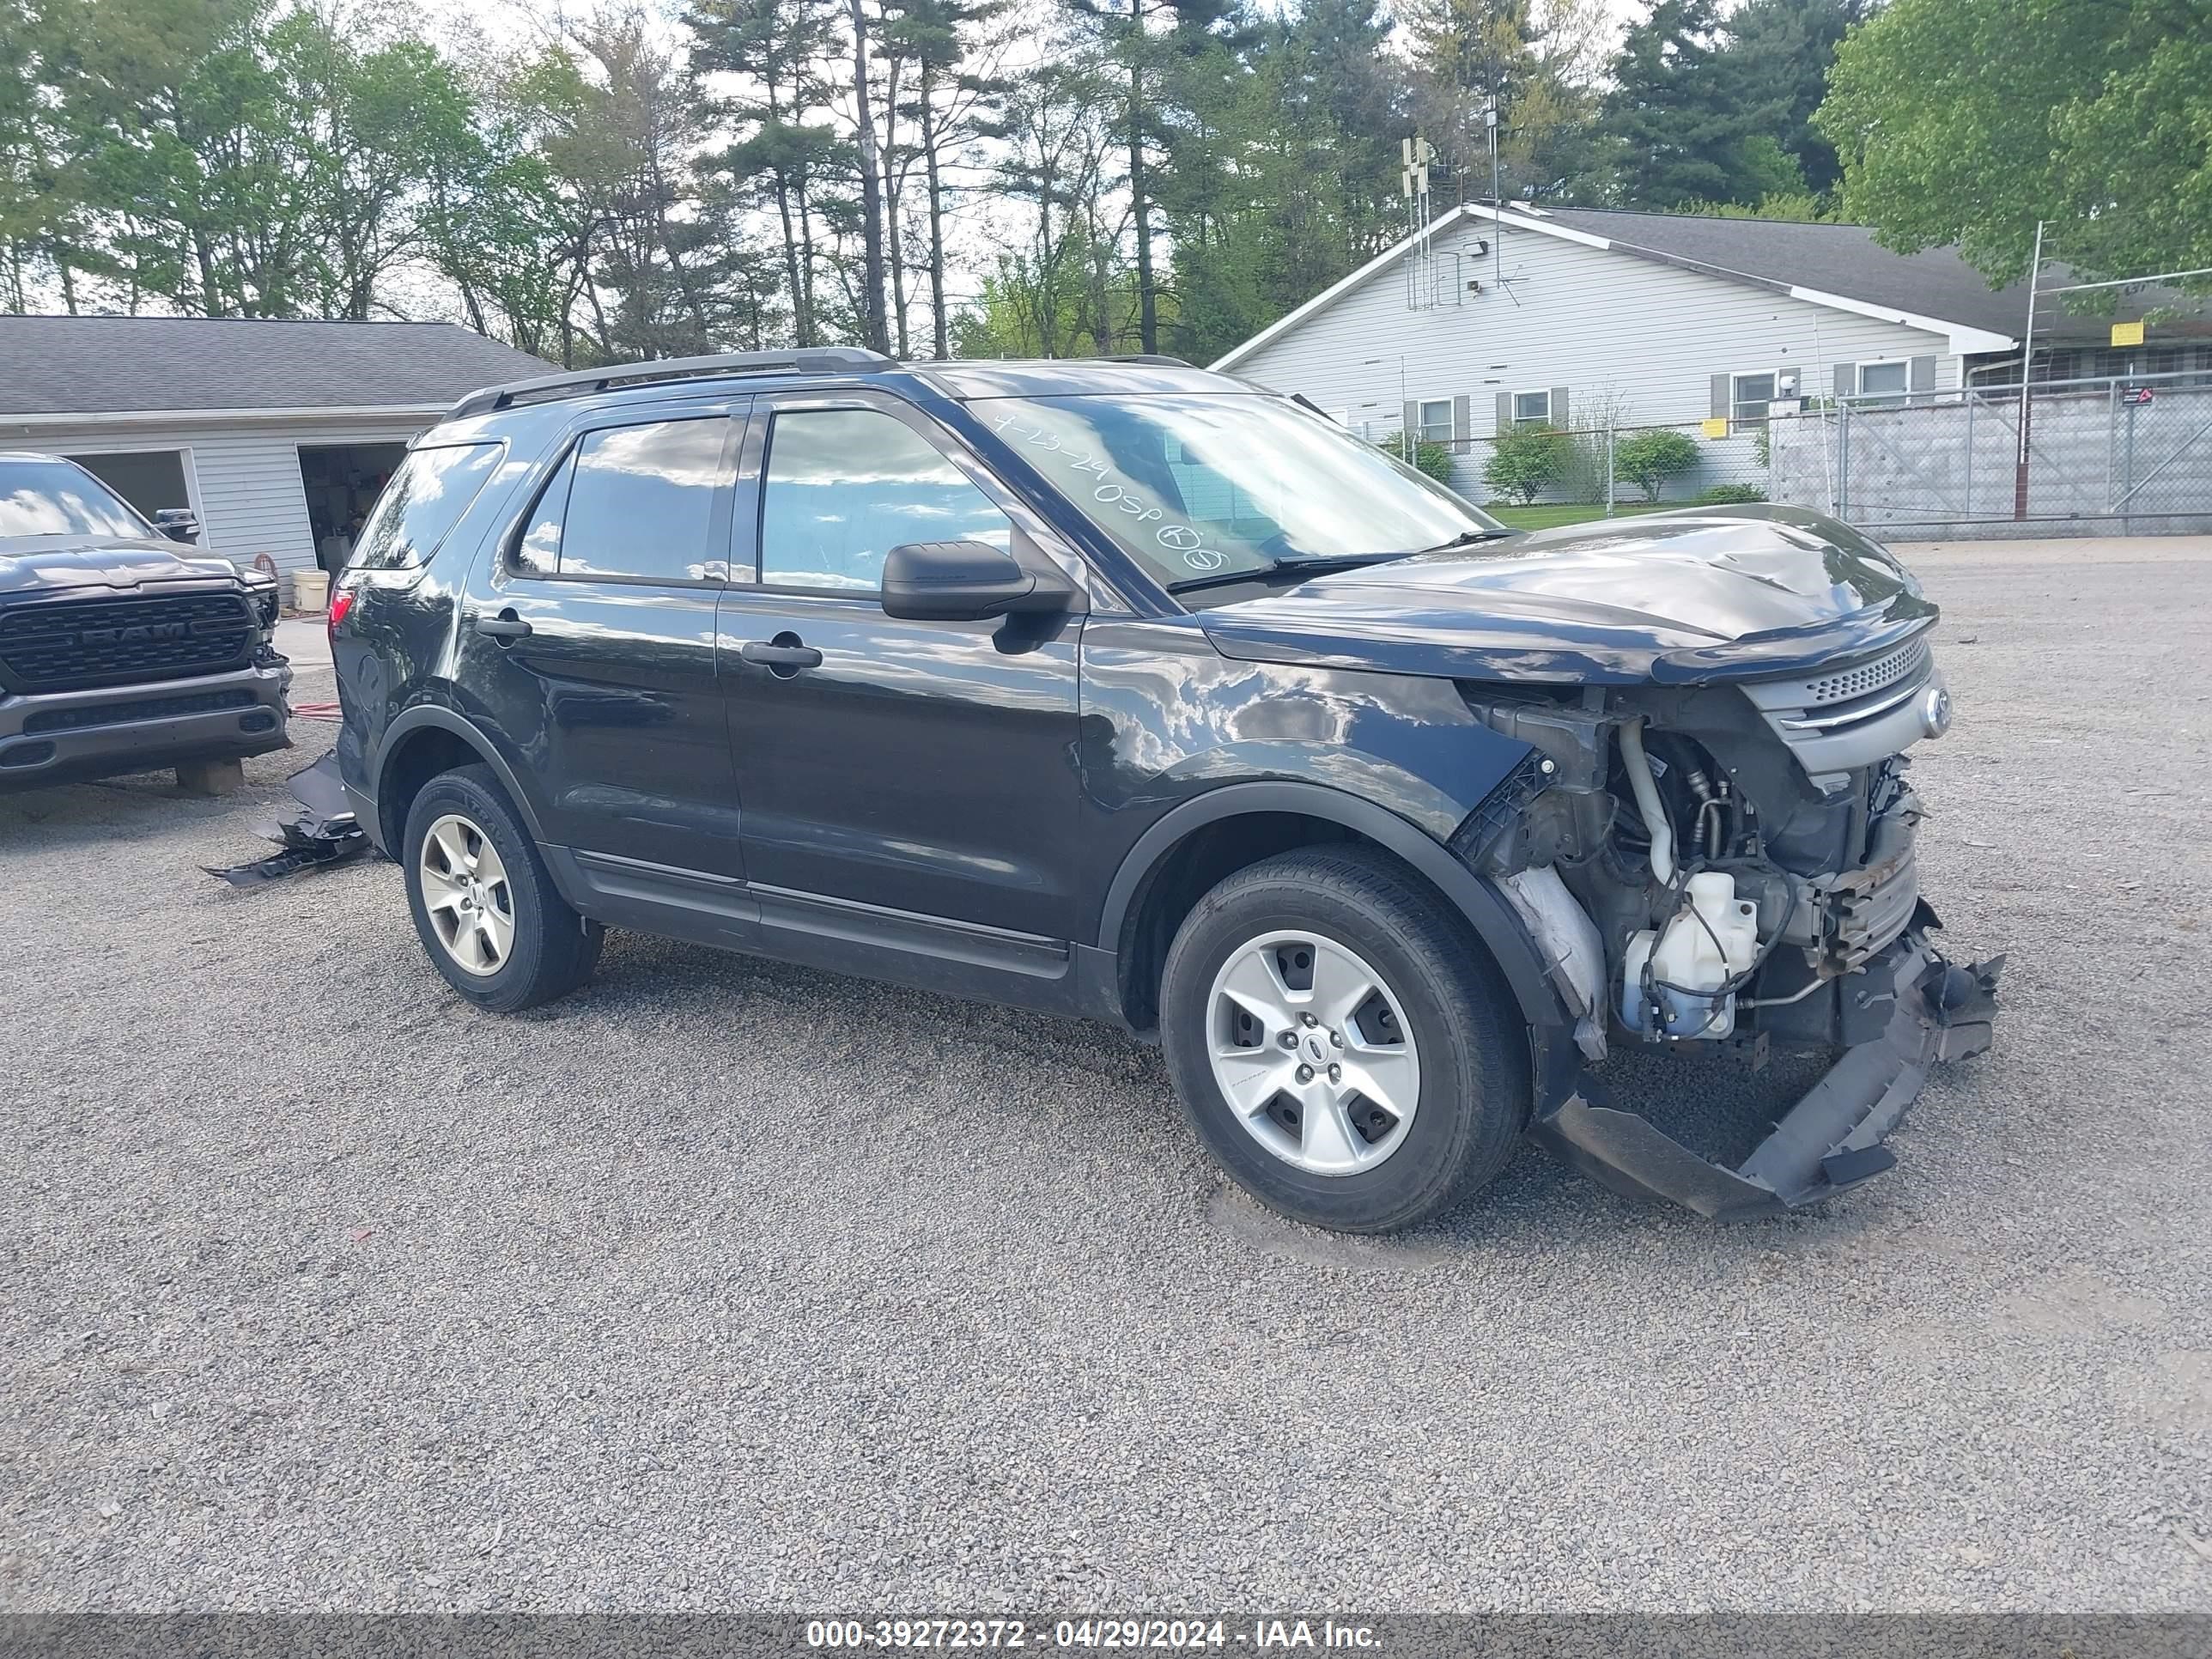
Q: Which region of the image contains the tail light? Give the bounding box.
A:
[326,588,356,638]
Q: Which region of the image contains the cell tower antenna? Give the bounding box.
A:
[1401,133,1433,308]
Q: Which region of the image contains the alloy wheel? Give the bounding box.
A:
[418,812,515,977]
[1205,930,1421,1176]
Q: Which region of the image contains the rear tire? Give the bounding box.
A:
[402,764,601,1012]
[1160,846,1529,1232]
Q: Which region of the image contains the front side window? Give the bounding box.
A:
[1511,390,1553,428]
[510,418,728,582]
[975,394,1504,591]
[759,408,1009,591]
[1856,362,1909,405]
[1417,398,1453,441]
[350,443,501,570]
[0,457,153,539]
[1731,371,1779,425]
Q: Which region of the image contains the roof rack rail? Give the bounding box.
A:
[1102,353,1194,367]
[447,347,896,420]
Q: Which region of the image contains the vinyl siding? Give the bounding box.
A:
[21,413,434,580]
[1235,221,1960,441]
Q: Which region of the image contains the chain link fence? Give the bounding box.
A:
[1395,370,2212,538]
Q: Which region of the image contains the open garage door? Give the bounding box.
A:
[299,442,407,573]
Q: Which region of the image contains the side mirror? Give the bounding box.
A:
[154,507,200,544]
[881,539,1079,623]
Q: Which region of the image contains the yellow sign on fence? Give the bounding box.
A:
[1702,417,1730,439]
[2112,320,2146,347]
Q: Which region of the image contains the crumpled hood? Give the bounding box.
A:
[1199,504,1939,684]
[0,534,244,598]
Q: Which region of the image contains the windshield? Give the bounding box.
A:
[973,394,1504,591]
[0,457,155,539]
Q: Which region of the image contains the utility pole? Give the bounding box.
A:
[2012,219,2045,521]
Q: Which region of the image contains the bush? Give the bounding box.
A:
[1558,431,1614,504]
[1612,428,1700,501]
[1484,425,1569,505]
[1374,435,1459,485]
[1695,483,1767,505]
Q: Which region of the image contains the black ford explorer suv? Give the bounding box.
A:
[331,349,1997,1232]
[0,452,287,792]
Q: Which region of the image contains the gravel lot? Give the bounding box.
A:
[2,538,2208,1613]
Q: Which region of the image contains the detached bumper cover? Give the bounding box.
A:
[1530,932,2001,1220]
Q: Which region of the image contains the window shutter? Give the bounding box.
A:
[1909,355,1936,392]
[1549,386,1570,430]
[1833,362,1856,399]
[1710,374,1730,418]
[1452,394,1471,442]
[1495,391,1513,433]
[1401,400,1419,442]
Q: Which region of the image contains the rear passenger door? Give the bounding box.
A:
[465,404,746,878]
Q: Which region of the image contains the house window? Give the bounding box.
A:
[1417,398,1454,442]
[1856,361,1910,406]
[1510,390,1552,428]
[1730,371,1778,425]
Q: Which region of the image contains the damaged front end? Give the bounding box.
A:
[1461,626,2001,1219]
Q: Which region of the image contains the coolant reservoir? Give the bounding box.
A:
[1620,872,1761,1039]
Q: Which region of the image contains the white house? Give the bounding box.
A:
[1212,204,2211,501]
[0,317,548,592]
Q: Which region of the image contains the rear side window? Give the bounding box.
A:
[349,443,501,570]
[512,417,729,583]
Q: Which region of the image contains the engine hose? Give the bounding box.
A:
[1618,717,1674,885]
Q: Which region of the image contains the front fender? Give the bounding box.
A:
[1095,778,1570,1039]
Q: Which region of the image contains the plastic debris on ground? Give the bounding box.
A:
[204,748,376,887]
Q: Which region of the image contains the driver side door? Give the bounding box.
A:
[715,392,1089,995]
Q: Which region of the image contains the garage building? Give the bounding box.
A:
[0,316,549,599]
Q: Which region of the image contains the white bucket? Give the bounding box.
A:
[293,568,331,613]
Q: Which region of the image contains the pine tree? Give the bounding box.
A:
[1606,0,1765,208]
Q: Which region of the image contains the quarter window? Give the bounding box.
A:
[1511,390,1552,428]
[759,408,1009,591]
[1730,371,1779,425]
[350,443,501,571]
[511,418,729,582]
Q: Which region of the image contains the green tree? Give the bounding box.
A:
[1613,428,1698,501]
[1819,0,2212,290]
[1607,0,1790,209]
[1401,0,1608,206]
[1721,0,1865,198]
[1484,424,1566,504]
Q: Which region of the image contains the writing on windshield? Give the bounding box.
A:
[975,395,1497,590]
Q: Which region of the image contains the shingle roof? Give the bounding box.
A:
[1530,209,2206,343]
[0,317,555,418]
[1531,209,2033,337]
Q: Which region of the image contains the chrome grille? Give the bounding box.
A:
[1804,639,1929,705]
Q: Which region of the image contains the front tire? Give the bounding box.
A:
[1160,847,1530,1232]
[402,764,601,1012]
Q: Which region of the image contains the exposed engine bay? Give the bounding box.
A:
[1454,626,2002,1218]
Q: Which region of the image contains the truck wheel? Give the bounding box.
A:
[1160,846,1529,1233]
[401,764,602,1012]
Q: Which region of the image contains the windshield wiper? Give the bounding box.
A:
[1164,551,1412,595]
[1417,528,1516,551]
